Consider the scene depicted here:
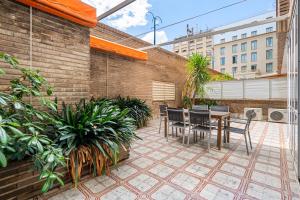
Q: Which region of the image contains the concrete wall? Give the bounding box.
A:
[0,0,91,105]
[90,24,187,116]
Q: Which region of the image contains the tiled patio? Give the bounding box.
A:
[46,120,300,200]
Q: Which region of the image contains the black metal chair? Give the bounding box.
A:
[192,105,209,111]
[158,104,168,135]
[224,109,255,155]
[210,106,230,142]
[167,108,187,143]
[188,110,212,150]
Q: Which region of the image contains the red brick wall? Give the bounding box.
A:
[0,0,91,105]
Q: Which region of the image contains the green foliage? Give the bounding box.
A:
[211,73,234,81]
[196,99,217,107]
[184,53,211,103]
[111,96,152,128]
[50,99,138,186]
[0,53,64,193]
[182,96,192,109]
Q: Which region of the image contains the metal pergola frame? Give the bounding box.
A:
[97,0,136,21]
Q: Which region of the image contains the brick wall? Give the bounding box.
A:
[90,24,187,116]
[0,0,91,105]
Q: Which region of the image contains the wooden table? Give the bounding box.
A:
[164,110,231,150]
[211,111,231,150]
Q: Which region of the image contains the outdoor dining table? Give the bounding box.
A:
[164,110,231,150]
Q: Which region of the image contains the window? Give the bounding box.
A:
[241,54,247,63]
[266,27,273,33]
[220,47,225,56]
[232,44,238,53]
[251,40,257,50]
[251,52,257,62]
[232,35,238,40]
[221,68,225,73]
[266,37,273,47]
[232,67,238,76]
[152,81,175,101]
[232,55,238,64]
[175,50,179,53]
[220,38,225,43]
[241,66,247,72]
[251,64,257,71]
[241,42,247,52]
[182,49,187,52]
[266,63,273,73]
[251,31,257,36]
[266,49,273,59]
[241,33,247,39]
[220,57,225,65]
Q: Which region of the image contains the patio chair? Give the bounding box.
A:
[192,105,209,111]
[224,109,255,155]
[167,108,187,143]
[188,110,212,150]
[158,104,168,135]
[210,105,230,141]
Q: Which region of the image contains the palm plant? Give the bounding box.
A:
[183,53,211,104]
[112,96,152,128]
[50,99,138,186]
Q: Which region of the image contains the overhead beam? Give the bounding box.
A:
[97,0,136,21]
[138,14,290,50]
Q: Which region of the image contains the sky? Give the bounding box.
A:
[83,0,276,45]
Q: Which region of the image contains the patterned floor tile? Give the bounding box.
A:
[128,173,159,192]
[185,163,211,178]
[199,184,235,200]
[148,164,175,178]
[100,186,137,200]
[82,176,116,193]
[45,121,299,200]
[111,165,137,179]
[246,183,282,199]
[220,162,246,177]
[151,185,186,200]
[171,173,201,191]
[164,157,187,168]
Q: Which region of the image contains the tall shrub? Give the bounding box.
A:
[183,53,211,104]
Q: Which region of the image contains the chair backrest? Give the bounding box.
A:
[189,110,211,127]
[192,105,209,111]
[159,104,168,116]
[211,105,229,112]
[245,109,255,128]
[167,108,184,123]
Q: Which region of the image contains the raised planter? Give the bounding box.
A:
[0,146,130,200]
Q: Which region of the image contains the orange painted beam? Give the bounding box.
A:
[90,36,148,61]
[16,0,97,28]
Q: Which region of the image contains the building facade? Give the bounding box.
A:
[172,30,213,59]
[213,30,278,79]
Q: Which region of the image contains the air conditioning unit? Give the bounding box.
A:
[244,108,263,121]
[268,108,288,123]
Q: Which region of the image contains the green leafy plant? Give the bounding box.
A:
[211,73,234,81]
[183,53,211,104]
[50,99,138,186]
[182,95,192,109]
[0,52,65,193]
[111,96,152,128]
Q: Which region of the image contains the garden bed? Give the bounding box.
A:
[0,147,130,200]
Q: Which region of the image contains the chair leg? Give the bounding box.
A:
[182,128,185,144]
[208,131,211,152]
[158,117,162,134]
[244,133,249,155]
[172,127,174,137]
[248,129,253,149]
[176,128,178,137]
[188,126,191,145]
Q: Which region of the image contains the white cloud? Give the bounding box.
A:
[82,0,152,30]
[141,31,168,44]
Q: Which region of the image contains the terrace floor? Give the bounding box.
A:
[45,120,300,200]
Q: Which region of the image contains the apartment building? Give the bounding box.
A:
[172,30,213,59]
[213,12,278,79]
